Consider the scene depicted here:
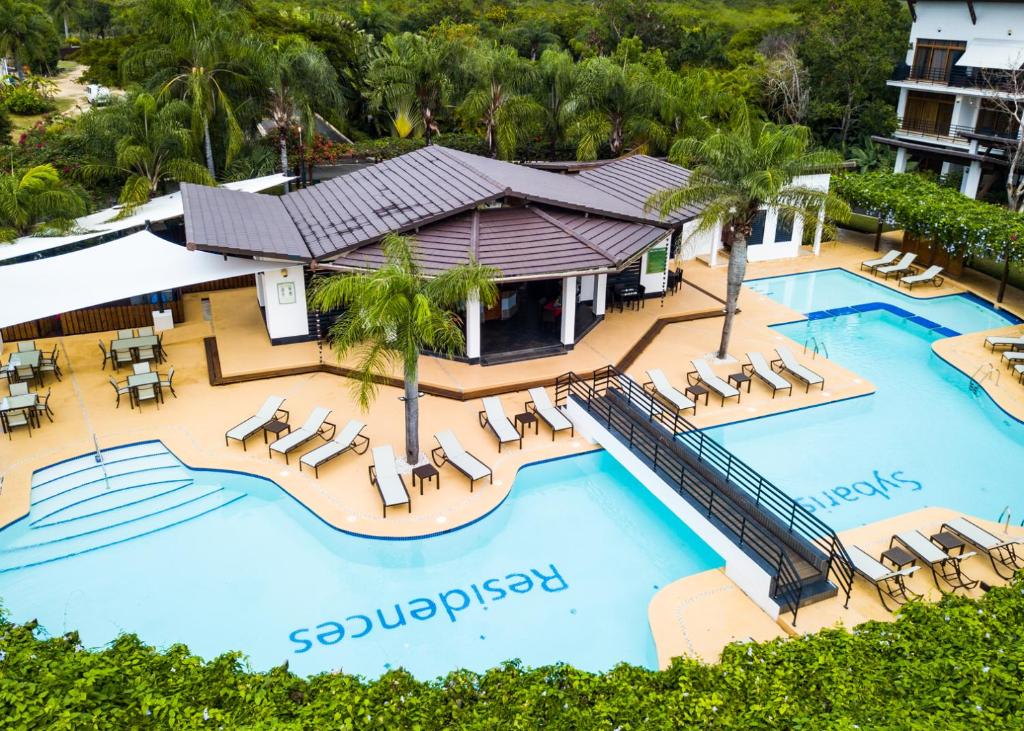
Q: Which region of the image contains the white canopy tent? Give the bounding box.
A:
[0,231,283,329]
[955,40,1024,72]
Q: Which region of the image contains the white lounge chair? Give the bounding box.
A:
[772,346,825,392]
[875,252,917,279]
[743,352,792,398]
[269,407,335,463]
[985,334,1024,352]
[859,249,900,273]
[941,517,1024,579]
[299,420,369,478]
[479,396,522,452]
[1001,351,1024,369]
[368,445,411,517]
[432,430,493,491]
[225,396,288,450]
[899,265,945,290]
[1015,364,1024,383]
[892,530,977,590]
[848,545,920,612]
[526,387,574,439]
[687,359,740,406]
[643,369,697,414]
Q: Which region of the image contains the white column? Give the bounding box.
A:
[961,160,983,199]
[593,273,607,316]
[709,221,723,266]
[812,207,825,256]
[465,290,481,361]
[894,147,908,173]
[949,95,963,136]
[895,88,908,120]
[560,276,577,347]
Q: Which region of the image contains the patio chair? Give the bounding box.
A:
[859,249,900,273]
[136,342,158,364]
[892,530,978,591]
[643,369,696,415]
[14,364,37,388]
[111,348,133,371]
[1001,350,1024,369]
[159,367,176,398]
[432,430,493,491]
[9,382,29,397]
[899,265,945,290]
[368,445,411,517]
[35,387,53,423]
[848,545,920,612]
[156,333,166,361]
[743,352,793,398]
[17,341,36,352]
[38,346,61,382]
[98,340,111,370]
[875,252,917,280]
[133,362,151,375]
[478,396,522,452]
[941,517,1024,580]
[772,346,825,392]
[984,334,1024,351]
[225,396,288,450]
[526,387,574,440]
[137,326,155,336]
[269,407,335,463]
[1,408,33,439]
[116,329,135,339]
[134,383,159,409]
[686,359,740,406]
[108,377,130,408]
[299,420,369,478]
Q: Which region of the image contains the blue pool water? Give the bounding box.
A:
[709,269,1024,531]
[0,446,722,678]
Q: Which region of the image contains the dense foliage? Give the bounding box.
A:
[1,578,1023,728]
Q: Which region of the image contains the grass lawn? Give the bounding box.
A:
[7,97,75,141]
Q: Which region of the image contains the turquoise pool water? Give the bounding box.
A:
[708,269,1024,531]
[0,446,722,679]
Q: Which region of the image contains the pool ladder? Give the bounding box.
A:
[93,433,111,491]
[996,506,1024,529]
[969,363,1000,393]
[803,337,829,360]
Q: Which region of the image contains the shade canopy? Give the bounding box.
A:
[0,231,281,329]
[955,40,1024,71]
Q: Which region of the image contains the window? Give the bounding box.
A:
[902,91,956,136]
[775,214,794,243]
[747,211,767,246]
[976,101,1020,139]
[911,39,967,84]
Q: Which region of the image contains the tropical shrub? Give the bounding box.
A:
[0,84,54,115]
[0,106,11,143]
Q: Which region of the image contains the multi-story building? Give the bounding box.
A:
[878,0,1023,199]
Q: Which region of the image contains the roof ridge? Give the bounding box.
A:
[431,146,510,194]
[528,207,615,264]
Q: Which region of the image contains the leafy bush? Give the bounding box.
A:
[0,85,55,116]
[0,108,11,144]
[2,578,1024,728]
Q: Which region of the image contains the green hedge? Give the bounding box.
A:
[2,578,1024,729]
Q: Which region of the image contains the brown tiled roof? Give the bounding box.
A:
[576,155,703,225]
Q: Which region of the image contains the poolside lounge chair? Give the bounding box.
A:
[526,387,574,439]
[772,346,825,392]
[686,359,740,406]
[743,352,793,398]
[299,420,369,478]
[848,545,920,612]
[892,530,978,591]
[859,249,900,273]
[899,265,945,290]
[984,334,1024,352]
[432,430,493,491]
[269,407,335,463]
[940,517,1024,579]
[1001,350,1024,369]
[368,445,411,517]
[478,396,522,452]
[643,369,696,415]
[224,396,288,450]
[875,252,917,280]
[1015,364,1024,384]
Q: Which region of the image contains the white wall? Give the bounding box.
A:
[579,274,596,303]
[678,220,718,261]
[260,264,309,341]
[639,234,671,294]
[907,2,1023,56]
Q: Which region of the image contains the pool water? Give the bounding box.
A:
[708,269,1024,531]
[0,447,722,679]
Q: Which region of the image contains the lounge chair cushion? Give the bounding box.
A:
[902,265,943,284]
[226,396,286,441]
[435,430,491,481]
[372,446,409,507]
[482,397,520,443]
[746,352,791,390]
[271,407,332,454]
[862,250,899,268]
[646,369,696,410]
[692,359,739,397]
[775,347,824,385]
[300,420,365,467]
[528,388,572,430]
[945,518,1021,551]
[877,252,916,274]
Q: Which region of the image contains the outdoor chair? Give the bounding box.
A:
[899,265,945,290]
[687,359,740,406]
[112,348,133,371]
[1001,351,1024,369]
[368,445,411,517]
[941,518,1024,579]
[133,362,151,375]
[526,387,574,440]
[643,368,696,415]
[116,329,135,339]
[225,396,288,450]
[9,382,29,397]
[299,420,369,478]
[1016,364,1024,384]
[136,343,158,364]
[985,334,1024,351]
[134,383,159,409]
[156,334,166,361]
[875,252,917,280]
[891,530,978,591]
[38,346,62,382]
[35,388,53,423]
[159,367,176,398]
[1,408,33,439]
[478,396,522,452]
[771,346,825,392]
[848,545,920,612]
[137,326,155,336]
[14,364,37,388]
[17,341,36,352]
[98,340,111,370]
[269,407,335,463]
[859,249,900,273]
[432,430,493,491]
[109,377,130,408]
[743,352,793,398]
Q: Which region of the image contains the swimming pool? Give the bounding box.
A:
[0,445,722,678]
[709,269,1024,531]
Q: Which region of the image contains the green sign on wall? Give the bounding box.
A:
[645,247,667,275]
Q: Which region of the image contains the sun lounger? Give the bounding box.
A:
[368,445,411,517]
[478,396,522,452]
[899,265,945,290]
[1015,364,1024,384]
[643,369,697,414]
[875,252,917,279]
[985,335,1024,351]
[940,517,1024,579]
[848,545,921,612]
[432,430,493,491]
[269,407,335,463]
[686,359,740,406]
[1001,351,1024,368]
[743,352,793,398]
[298,420,369,477]
[772,346,825,392]
[892,530,977,591]
[225,396,288,450]
[860,249,900,272]
[526,387,574,440]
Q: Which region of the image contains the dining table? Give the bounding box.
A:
[0,393,39,430]
[111,335,161,363]
[127,371,162,407]
[5,350,41,385]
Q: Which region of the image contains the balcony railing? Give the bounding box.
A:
[897,116,1020,142]
[892,61,1023,93]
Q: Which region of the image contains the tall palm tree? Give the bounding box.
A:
[48,0,81,40]
[309,234,498,466]
[534,48,579,159]
[649,121,850,358]
[0,164,87,242]
[0,0,56,78]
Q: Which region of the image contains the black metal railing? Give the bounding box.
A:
[556,366,854,622]
[896,116,1020,142]
[893,61,1022,92]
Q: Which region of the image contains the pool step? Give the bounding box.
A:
[31,479,195,528]
[31,466,192,515]
[31,442,170,487]
[32,454,183,505]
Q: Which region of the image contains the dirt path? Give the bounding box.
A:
[51,61,92,117]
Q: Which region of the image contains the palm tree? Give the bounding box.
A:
[0,164,87,242]
[48,0,81,40]
[77,93,214,217]
[0,0,57,78]
[534,48,579,159]
[309,234,498,466]
[649,121,850,358]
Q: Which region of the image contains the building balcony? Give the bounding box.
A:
[895,118,1019,148]
[891,62,1021,94]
